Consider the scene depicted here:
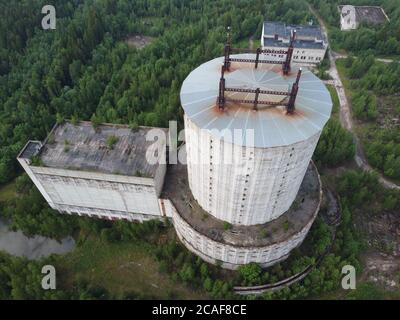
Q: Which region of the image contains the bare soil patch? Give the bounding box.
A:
[125,35,153,49]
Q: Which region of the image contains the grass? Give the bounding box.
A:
[336,59,353,93]
[326,84,339,118]
[0,180,16,203]
[321,282,400,300]
[56,236,207,299]
[106,135,119,149]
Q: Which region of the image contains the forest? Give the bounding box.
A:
[336,55,400,181]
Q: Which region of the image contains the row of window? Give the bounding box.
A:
[293,55,322,61]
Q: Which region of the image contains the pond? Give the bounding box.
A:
[0,218,75,260]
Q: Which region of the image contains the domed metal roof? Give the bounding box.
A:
[180,54,332,148]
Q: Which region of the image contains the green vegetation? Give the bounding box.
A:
[0,220,206,299]
[63,139,70,153]
[57,229,204,299]
[346,282,386,300]
[326,85,339,115]
[337,56,400,181]
[90,113,101,129]
[310,0,400,56]
[235,168,400,299]
[223,221,232,230]
[314,83,355,167]
[106,135,119,149]
[314,118,355,167]
[0,180,16,203]
[238,263,263,285]
[1,175,76,239]
[337,170,400,213]
[232,210,360,299]
[30,155,44,166]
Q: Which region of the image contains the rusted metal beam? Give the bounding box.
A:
[224,43,231,71]
[283,29,296,76]
[253,88,260,110]
[225,87,289,96]
[217,65,226,110]
[228,58,284,65]
[287,68,302,113]
[230,48,289,55]
[226,98,286,106]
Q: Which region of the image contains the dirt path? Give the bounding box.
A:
[330,53,397,64]
[309,4,400,190]
[249,36,254,50]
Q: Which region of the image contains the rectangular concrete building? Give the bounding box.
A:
[261,21,328,65]
[339,5,389,30]
[17,121,168,222]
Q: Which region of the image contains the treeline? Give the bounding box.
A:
[0,0,79,76]
[0,252,114,299]
[345,54,400,95]
[0,174,77,238]
[314,118,355,167]
[338,170,400,212]
[366,129,400,181]
[153,238,235,299]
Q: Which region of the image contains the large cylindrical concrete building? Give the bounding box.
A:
[180,55,331,226]
[170,53,332,269]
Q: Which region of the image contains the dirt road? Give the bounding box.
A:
[309,5,399,190]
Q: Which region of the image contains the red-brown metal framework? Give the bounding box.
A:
[223,30,297,75]
[217,29,301,114]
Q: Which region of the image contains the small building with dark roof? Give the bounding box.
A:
[339,5,389,30]
[261,21,328,66]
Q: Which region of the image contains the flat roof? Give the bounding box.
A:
[162,161,320,247]
[339,5,389,24]
[18,140,42,160]
[180,54,332,148]
[26,121,167,178]
[263,21,326,42]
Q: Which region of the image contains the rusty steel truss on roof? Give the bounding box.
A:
[217,29,301,114]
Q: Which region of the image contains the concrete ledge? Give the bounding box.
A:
[165,161,322,269]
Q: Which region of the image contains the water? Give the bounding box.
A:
[0,218,75,260]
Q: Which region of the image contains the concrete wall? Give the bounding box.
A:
[339,5,357,30]
[261,46,327,65]
[170,196,320,270]
[18,161,164,221]
[53,203,163,222]
[17,157,55,208]
[185,115,321,226]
